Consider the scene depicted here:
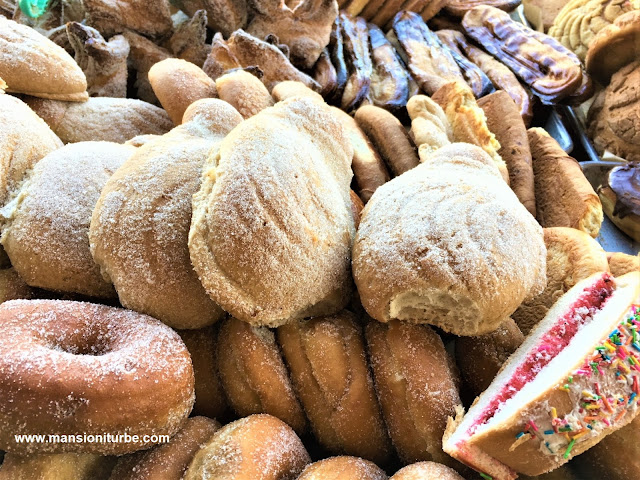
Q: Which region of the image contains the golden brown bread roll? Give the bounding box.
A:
[184,414,310,480]
[177,327,230,420]
[297,456,388,480]
[272,80,325,103]
[607,251,640,277]
[0,94,62,213]
[1,142,134,298]
[149,58,218,124]
[0,268,33,304]
[406,95,452,158]
[513,227,610,335]
[26,97,173,144]
[455,318,525,398]
[0,17,87,101]
[354,104,419,177]
[0,453,116,480]
[528,127,603,237]
[90,99,243,329]
[189,98,355,327]
[431,81,508,184]
[215,70,274,119]
[108,417,220,480]
[217,317,307,435]
[278,312,392,464]
[353,143,547,336]
[390,462,466,480]
[365,321,463,467]
[478,90,536,216]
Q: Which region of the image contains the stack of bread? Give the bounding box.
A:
[0,2,639,480]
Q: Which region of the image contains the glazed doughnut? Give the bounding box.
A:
[0,268,33,304]
[89,99,242,329]
[148,58,218,125]
[365,321,463,467]
[297,456,388,480]
[455,318,525,399]
[0,300,195,455]
[109,416,220,480]
[513,227,609,335]
[177,327,230,420]
[215,70,275,119]
[277,311,392,465]
[1,141,135,298]
[390,462,465,480]
[184,414,310,480]
[217,317,307,435]
[0,453,116,480]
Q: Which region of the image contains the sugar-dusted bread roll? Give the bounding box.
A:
[184,414,310,480]
[215,70,274,119]
[529,127,603,237]
[26,97,173,144]
[607,252,640,277]
[1,142,134,298]
[353,143,547,336]
[478,90,536,216]
[513,227,609,335]
[0,453,116,480]
[297,456,388,480]
[278,312,392,464]
[217,317,307,435]
[390,462,466,480]
[108,417,220,480]
[90,99,243,329]
[366,321,463,467]
[189,97,355,327]
[0,17,87,101]
[148,58,218,124]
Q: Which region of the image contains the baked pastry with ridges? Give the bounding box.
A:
[352,143,546,335]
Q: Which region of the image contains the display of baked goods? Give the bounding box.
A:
[0,0,638,479]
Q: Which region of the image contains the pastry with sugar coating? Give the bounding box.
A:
[353,143,546,336]
[189,97,355,327]
[297,456,388,480]
[390,462,465,480]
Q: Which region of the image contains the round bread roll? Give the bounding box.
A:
[108,416,220,480]
[365,320,463,466]
[215,70,275,119]
[26,97,174,144]
[455,318,525,398]
[0,268,34,304]
[177,327,230,420]
[189,98,355,327]
[390,462,465,480]
[90,99,243,329]
[184,414,310,480]
[0,17,87,101]
[512,227,609,335]
[272,81,325,103]
[148,58,218,125]
[1,141,134,298]
[217,317,307,435]
[297,456,388,480]
[0,453,116,480]
[278,311,392,465]
[352,143,547,336]
[607,251,640,277]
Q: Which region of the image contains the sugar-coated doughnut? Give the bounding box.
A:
[184,414,310,480]
[177,327,230,420]
[217,317,307,435]
[0,300,194,455]
[353,143,546,336]
[297,456,388,480]
[109,416,220,480]
[0,453,116,480]
[366,321,463,467]
[278,311,392,465]
[390,462,465,480]
[89,99,242,329]
[1,141,134,298]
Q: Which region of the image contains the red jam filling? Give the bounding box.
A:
[469,274,615,433]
